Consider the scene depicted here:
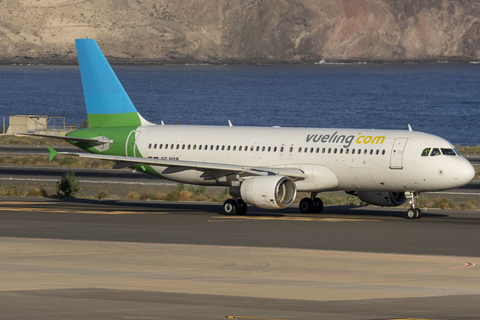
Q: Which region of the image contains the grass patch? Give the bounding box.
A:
[455,145,480,157]
[0,154,114,169]
[0,135,71,147]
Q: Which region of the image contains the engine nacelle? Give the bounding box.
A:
[232,176,297,210]
[356,191,407,207]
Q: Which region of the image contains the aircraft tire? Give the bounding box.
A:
[314,197,324,213]
[223,199,238,215]
[299,198,315,214]
[237,199,248,215]
[415,208,422,219]
[406,208,416,219]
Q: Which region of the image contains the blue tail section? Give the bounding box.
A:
[75,39,141,127]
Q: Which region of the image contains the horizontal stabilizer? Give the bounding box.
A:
[17,133,109,144]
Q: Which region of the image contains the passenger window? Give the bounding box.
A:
[159,144,163,149]
[298,147,302,153]
[376,149,379,155]
[245,146,248,151]
[352,149,355,154]
[199,145,202,150]
[328,148,331,153]
[154,144,157,149]
[322,148,325,153]
[182,144,185,150]
[262,146,265,152]
[239,146,242,151]
[421,148,431,157]
[441,148,456,156]
[340,149,343,154]
[233,146,236,151]
[193,145,196,150]
[274,146,277,152]
[346,149,349,154]
[316,148,319,153]
[289,147,293,152]
[256,146,259,152]
[171,144,174,149]
[370,149,373,155]
[227,146,230,151]
[187,144,190,150]
[148,143,152,149]
[222,145,225,151]
[165,144,169,149]
[205,145,208,150]
[280,147,284,152]
[175,144,179,149]
[210,145,214,150]
[430,148,441,156]
[334,148,337,154]
[382,150,385,155]
[251,146,254,151]
[364,149,367,155]
[216,145,220,151]
[304,147,308,153]
[268,146,271,152]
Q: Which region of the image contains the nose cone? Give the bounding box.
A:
[453,160,475,187]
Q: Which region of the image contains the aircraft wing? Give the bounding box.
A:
[16,133,109,144]
[50,148,305,180]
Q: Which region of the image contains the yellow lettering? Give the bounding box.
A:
[356,136,365,144]
[371,136,385,144]
[364,136,372,143]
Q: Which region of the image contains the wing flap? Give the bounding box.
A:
[17,133,109,144]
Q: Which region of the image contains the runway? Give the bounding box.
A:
[0,197,479,319]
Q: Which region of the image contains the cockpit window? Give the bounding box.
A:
[441,148,456,156]
[430,148,441,156]
[421,148,431,157]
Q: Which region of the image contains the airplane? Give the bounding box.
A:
[23,39,475,219]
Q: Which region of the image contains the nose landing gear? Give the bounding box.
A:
[406,191,422,219]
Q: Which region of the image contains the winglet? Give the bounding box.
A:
[408,124,413,132]
[46,146,59,161]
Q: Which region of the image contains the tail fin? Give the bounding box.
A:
[75,39,151,128]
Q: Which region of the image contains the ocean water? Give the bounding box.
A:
[0,63,479,145]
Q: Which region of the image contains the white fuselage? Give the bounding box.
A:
[132,125,474,193]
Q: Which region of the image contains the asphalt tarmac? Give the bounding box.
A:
[0,197,479,319]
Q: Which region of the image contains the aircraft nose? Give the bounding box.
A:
[453,160,475,186]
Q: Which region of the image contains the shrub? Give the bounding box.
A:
[431,197,455,209]
[179,190,192,201]
[27,187,48,197]
[56,171,81,197]
[97,191,109,199]
[127,191,139,199]
[165,184,185,201]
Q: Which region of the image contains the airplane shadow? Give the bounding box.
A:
[46,197,450,220]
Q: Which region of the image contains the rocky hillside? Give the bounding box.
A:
[1,0,480,63]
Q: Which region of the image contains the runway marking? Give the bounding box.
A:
[427,191,480,196]
[210,216,380,222]
[0,207,168,215]
[0,177,175,186]
[226,317,290,320]
[0,237,474,286]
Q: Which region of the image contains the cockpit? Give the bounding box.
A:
[421,148,458,157]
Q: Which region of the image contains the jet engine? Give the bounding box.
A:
[356,191,407,207]
[231,176,297,209]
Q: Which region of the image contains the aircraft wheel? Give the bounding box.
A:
[415,208,422,219]
[406,208,416,219]
[237,199,248,215]
[314,197,324,213]
[223,199,238,215]
[299,198,315,214]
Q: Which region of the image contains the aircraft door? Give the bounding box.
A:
[390,137,408,169]
[126,130,141,157]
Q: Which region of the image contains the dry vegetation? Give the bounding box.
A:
[0,154,114,169]
[0,135,70,147]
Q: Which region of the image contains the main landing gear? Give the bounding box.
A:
[223,198,248,215]
[406,191,422,219]
[299,193,324,214]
